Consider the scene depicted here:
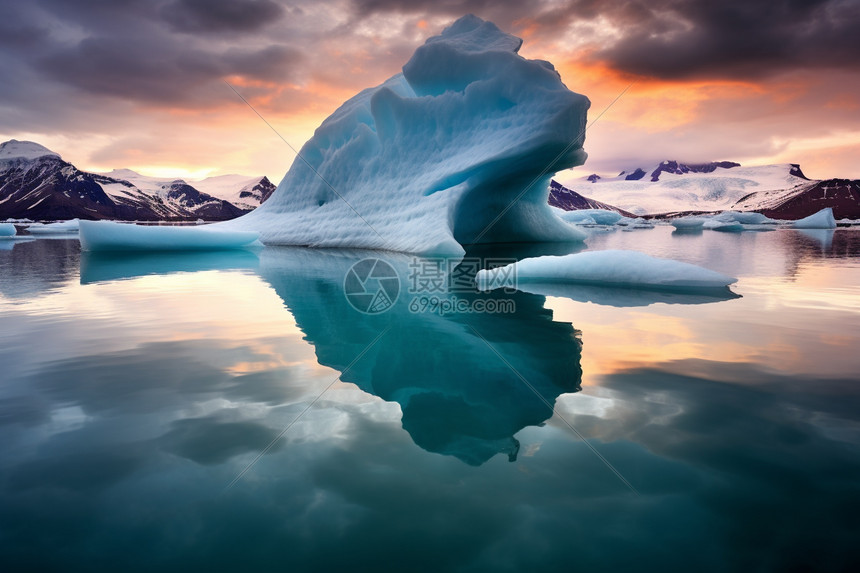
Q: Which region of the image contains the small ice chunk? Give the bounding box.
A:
[793,208,837,229]
[671,216,706,229]
[79,220,261,252]
[616,217,653,228]
[475,250,737,291]
[26,219,80,234]
[0,223,16,237]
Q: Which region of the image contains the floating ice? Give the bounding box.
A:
[793,208,836,229]
[0,223,16,236]
[557,209,623,225]
[476,250,737,291]
[79,220,261,252]
[615,217,654,229]
[703,219,744,233]
[715,211,776,225]
[218,15,589,255]
[26,219,79,235]
[671,216,707,230]
[564,214,597,225]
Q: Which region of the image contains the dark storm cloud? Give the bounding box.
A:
[594,0,860,79]
[37,37,303,104]
[0,0,301,111]
[161,0,285,33]
[349,0,860,79]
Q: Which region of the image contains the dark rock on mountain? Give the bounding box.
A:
[548,180,635,216]
[788,164,809,180]
[736,178,860,220]
[650,160,740,182]
[624,168,647,181]
[162,181,247,220]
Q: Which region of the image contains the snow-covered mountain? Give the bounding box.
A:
[190,174,276,211]
[0,140,274,221]
[98,169,275,213]
[0,140,60,162]
[557,160,818,216]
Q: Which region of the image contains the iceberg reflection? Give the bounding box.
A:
[257,247,583,465]
[513,281,741,307]
[80,249,260,284]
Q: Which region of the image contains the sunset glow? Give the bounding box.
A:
[2,1,858,181]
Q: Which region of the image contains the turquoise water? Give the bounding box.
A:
[1,227,859,572]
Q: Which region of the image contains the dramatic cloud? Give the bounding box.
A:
[0,0,858,180]
[593,0,860,79]
[349,0,860,79]
[161,0,285,33]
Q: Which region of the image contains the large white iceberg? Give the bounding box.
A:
[476,250,737,291]
[793,207,837,229]
[79,220,260,252]
[219,15,589,255]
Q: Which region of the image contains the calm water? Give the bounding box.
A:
[1,226,859,572]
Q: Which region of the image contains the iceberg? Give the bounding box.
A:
[703,219,744,232]
[556,208,623,225]
[671,216,707,230]
[793,207,837,229]
[476,250,737,291]
[78,220,260,252]
[26,219,79,235]
[218,15,589,255]
[0,222,16,236]
[715,211,776,225]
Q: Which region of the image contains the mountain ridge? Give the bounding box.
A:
[0,140,275,221]
[560,160,857,219]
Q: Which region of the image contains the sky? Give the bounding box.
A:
[1,0,859,182]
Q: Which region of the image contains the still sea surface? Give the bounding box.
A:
[1,225,859,572]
